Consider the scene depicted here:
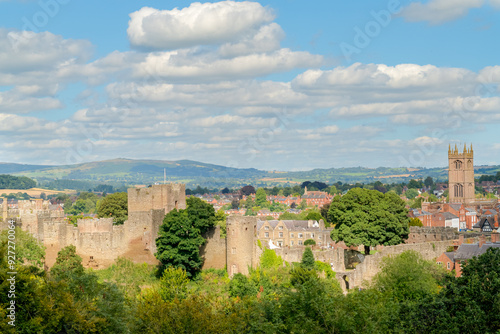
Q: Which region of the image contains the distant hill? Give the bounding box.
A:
[2,159,500,189]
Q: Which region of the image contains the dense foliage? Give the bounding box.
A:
[155,196,216,277]
[0,175,36,189]
[329,188,410,254]
[96,192,128,224]
[1,239,499,333]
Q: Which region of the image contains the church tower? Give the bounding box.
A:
[448,143,474,204]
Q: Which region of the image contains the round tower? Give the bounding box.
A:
[226,216,258,277]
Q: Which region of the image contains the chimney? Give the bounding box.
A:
[479,234,486,248]
[491,233,499,243]
[458,234,464,246]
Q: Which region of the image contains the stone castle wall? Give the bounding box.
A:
[273,247,345,271]
[200,225,227,270]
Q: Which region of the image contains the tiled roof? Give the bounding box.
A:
[454,242,500,260]
[442,212,459,220]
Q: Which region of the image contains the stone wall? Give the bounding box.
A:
[227,216,258,277]
[201,226,227,270]
[273,247,345,271]
[128,184,186,214]
[406,226,458,243]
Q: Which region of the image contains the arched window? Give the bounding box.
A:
[454,184,463,197]
[467,160,472,168]
[454,160,462,170]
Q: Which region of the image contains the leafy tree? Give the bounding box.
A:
[409,217,423,227]
[255,188,268,208]
[221,187,230,194]
[215,209,227,237]
[50,245,85,280]
[372,250,446,302]
[304,239,316,246]
[329,188,410,255]
[231,198,239,209]
[407,179,423,189]
[424,176,434,188]
[260,248,283,269]
[0,227,45,268]
[0,175,36,189]
[301,247,315,270]
[155,197,216,277]
[299,199,307,210]
[405,188,419,200]
[240,185,256,196]
[97,192,128,224]
[159,267,189,301]
[329,185,338,195]
[304,210,325,222]
[229,273,258,298]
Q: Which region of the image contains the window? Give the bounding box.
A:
[437,261,442,265]
[447,262,450,269]
[278,241,283,246]
[290,233,294,238]
[265,226,269,230]
[265,232,269,238]
[232,247,236,254]
[311,233,315,238]
[298,240,303,245]
[298,233,303,238]
[279,232,283,238]
[290,241,294,246]
[278,226,283,230]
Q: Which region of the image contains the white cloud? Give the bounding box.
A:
[134,48,323,81]
[128,2,275,50]
[400,0,484,24]
[0,29,92,74]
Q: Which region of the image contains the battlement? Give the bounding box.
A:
[127,184,186,213]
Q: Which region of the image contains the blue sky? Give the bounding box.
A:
[1,0,500,170]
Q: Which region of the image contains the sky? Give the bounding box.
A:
[1,0,500,171]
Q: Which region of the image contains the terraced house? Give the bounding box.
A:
[257,219,333,247]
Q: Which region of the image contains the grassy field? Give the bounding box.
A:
[0,187,76,197]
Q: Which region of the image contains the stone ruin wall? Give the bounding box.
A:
[200,225,227,270]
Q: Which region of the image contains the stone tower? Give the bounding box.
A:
[226,216,258,277]
[448,143,474,204]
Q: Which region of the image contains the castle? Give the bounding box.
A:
[448,143,474,204]
[0,184,186,267]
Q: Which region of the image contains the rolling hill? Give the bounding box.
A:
[2,158,499,189]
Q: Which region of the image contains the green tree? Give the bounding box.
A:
[409,217,423,227]
[0,227,45,268]
[255,188,268,208]
[299,199,307,210]
[405,188,419,200]
[372,250,445,302]
[97,192,128,224]
[215,209,227,237]
[50,245,85,280]
[304,239,316,246]
[159,267,189,301]
[329,188,410,255]
[155,197,216,277]
[424,176,434,188]
[301,247,315,270]
[329,185,338,195]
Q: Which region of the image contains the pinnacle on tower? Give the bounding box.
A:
[454,144,458,154]
[464,143,467,154]
[448,144,451,154]
[470,143,473,153]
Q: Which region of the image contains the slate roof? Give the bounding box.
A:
[257,219,323,231]
[449,204,462,211]
[443,252,455,262]
[442,212,459,220]
[454,242,500,260]
[473,217,495,229]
